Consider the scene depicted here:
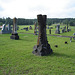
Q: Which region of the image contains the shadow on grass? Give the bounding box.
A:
[48,52,71,58]
[71,41,75,42]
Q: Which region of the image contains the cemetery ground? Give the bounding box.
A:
[0,25,75,75]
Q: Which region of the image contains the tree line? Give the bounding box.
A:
[0,17,75,26]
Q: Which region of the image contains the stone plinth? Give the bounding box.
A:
[32,14,53,56]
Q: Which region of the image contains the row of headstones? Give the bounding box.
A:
[55,25,71,34]
[9,17,38,39]
[21,26,33,31]
[0,23,19,34]
[46,24,71,34]
[10,15,53,56]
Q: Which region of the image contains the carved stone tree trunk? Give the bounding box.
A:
[10,17,19,40]
[32,14,53,56]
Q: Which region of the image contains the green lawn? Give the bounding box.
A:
[0,25,75,75]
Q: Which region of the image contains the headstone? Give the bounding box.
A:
[64,26,66,32]
[49,29,51,34]
[2,24,6,31]
[10,17,19,40]
[34,22,37,35]
[29,26,32,30]
[67,24,69,32]
[0,24,12,34]
[62,29,64,33]
[17,26,19,30]
[7,24,12,33]
[23,27,28,31]
[26,27,28,31]
[55,25,60,34]
[32,14,53,56]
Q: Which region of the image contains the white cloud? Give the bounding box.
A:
[0,0,75,18]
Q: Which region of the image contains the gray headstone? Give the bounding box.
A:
[55,25,60,34]
[29,26,32,30]
[0,24,12,34]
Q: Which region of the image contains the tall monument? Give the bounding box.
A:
[32,14,53,56]
[10,17,19,40]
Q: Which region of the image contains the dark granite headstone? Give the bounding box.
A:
[10,17,19,40]
[23,27,28,31]
[49,29,51,34]
[32,14,53,56]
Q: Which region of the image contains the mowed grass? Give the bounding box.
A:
[0,25,75,75]
[18,24,75,36]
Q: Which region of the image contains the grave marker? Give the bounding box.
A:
[34,22,37,35]
[55,25,60,34]
[0,24,12,34]
[10,17,19,40]
[32,14,53,56]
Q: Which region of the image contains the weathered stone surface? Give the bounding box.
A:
[32,14,53,56]
[10,17,19,40]
[10,33,19,40]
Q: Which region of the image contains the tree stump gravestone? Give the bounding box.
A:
[10,17,19,40]
[32,14,53,56]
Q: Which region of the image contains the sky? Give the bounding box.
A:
[0,0,75,19]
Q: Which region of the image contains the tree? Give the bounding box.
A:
[0,22,3,26]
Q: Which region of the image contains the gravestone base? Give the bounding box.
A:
[32,44,53,56]
[10,33,19,40]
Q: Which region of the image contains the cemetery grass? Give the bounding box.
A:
[0,33,75,75]
[18,25,75,36]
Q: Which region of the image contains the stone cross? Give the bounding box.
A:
[32,14,53,56]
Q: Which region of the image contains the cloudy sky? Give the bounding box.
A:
[0,0,75,19]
